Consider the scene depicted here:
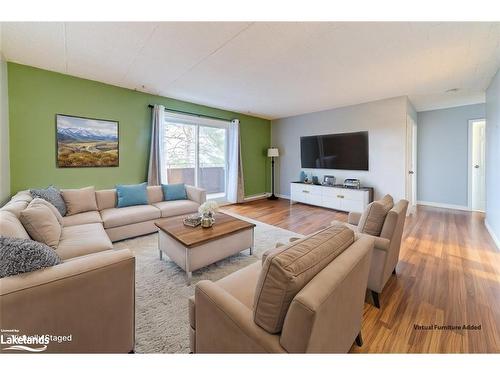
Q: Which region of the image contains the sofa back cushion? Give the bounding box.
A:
[357,194,394,236]
[0,211,30,239]
[147,186,163,204]
[61,186,98,215]
[253,224,355,334]
[116,183,148,208]
[96,189,117,210]
[1,191,32,218]
[19,199,62,249]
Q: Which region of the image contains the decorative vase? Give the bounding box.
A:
[300,171,306,182]
[201,212,215,228]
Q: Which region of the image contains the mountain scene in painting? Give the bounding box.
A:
[56,115,119,167]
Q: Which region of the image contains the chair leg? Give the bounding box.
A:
[355,331,363,347]
[371,290,380,308]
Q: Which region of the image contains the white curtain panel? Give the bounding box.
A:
[147,104,166,186]
[227,119,245,203]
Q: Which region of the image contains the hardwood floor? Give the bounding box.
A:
[223,199,500,353]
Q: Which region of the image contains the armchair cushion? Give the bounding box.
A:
[253,224,354,334]
[357,194,394,236]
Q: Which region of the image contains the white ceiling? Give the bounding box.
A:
[1,22,499,119]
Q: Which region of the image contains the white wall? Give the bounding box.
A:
[271,96,408,201]
[486,69,500,248]
[416,103,485,208]
[0,56,10,204]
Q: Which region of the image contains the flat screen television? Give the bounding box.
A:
[300,131,369,170]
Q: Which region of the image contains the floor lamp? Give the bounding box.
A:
[267,147,279,200]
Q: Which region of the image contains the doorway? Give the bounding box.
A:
[406,115,417,213]
[468,119,486,212]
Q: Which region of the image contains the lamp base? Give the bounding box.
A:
[268,194,279,200]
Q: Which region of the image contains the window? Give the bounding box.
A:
[163,112,229,201]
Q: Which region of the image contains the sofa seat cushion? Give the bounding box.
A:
[100,205,161,229]
[253,224,355,334]
[62,211,102,227]
[152,200,199,218]
[189,261,261,330]
[56,223,113,260]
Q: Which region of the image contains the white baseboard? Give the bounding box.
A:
[276,193,290,200]
[485,220,500,250]
[417,201,470,212]
[243,193,270,202]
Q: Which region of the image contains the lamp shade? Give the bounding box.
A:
[267,147,279,157]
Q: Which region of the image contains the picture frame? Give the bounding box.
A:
[56,114,119,168]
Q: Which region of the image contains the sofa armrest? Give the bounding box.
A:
[357,233,390,251]
[348,212,362,226]
[186,185,206,205]
[0,249,135,353]
[194,280,285,353]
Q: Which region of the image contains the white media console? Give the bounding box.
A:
[290,182,373,213]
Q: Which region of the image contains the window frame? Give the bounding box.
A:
[163,111,230,201]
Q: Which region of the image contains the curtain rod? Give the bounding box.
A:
[148,104,233,122]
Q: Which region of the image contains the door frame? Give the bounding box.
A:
[405,115,417,214]
[467,118,486,212]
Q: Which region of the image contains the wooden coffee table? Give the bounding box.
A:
[155,212,256,285]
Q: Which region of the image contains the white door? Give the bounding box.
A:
[406,115,417,213]
[470,120,486,212]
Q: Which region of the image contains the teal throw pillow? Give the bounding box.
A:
[116,182,148,208]
[162,183,187,201]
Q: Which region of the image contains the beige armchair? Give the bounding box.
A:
[340,199,409,308]
[189,225,374,353]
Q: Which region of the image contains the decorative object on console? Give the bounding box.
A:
[312,175,319,185]
[198,200,219,228]
[267,147,280,200]
[299,171,307,183]
[56,114,119,168]
[322,175,336,186]
[343,178,361,189]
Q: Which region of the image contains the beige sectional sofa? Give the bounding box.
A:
[0,184,205,353]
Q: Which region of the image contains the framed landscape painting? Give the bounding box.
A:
[56,114,119,168]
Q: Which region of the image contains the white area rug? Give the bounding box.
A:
[113,212,301,353]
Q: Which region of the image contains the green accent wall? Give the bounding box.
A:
[8,63,270,196]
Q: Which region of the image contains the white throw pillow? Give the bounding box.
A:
[61,186,98,215]
[20,199,62,249]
